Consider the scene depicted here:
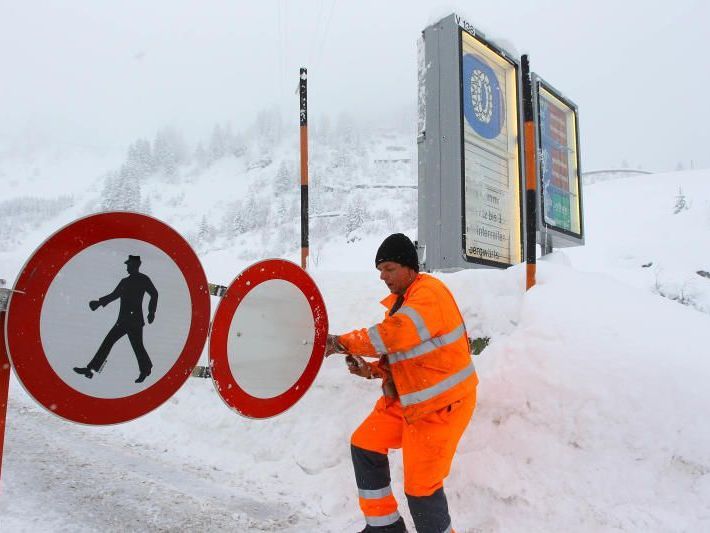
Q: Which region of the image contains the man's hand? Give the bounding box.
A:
[325,334,345,357]
[89,300,100,311]
[147,312,155,324]
[346,355,372,379]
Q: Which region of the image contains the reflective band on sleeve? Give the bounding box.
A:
[359,485,392,499]
[366,511,401,527]
[367,325,387,354]
[388,323,466,364]
[396,306,431,342]
[399,362,476,407]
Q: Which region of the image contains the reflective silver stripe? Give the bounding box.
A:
[367,325,387,354]
[396,306,431,342]
[388,323,466,364]
[443,522,452,533]
[399,362,476,407]
[366,511,401,527]
[359,485,392,499]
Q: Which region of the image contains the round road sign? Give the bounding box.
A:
[4,212,210,425]
[209,259,328,419]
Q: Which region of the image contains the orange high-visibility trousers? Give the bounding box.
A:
[351,392,476,531]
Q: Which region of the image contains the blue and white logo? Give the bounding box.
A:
[462,54,503,139]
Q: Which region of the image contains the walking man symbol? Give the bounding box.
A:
[74,255,159,384]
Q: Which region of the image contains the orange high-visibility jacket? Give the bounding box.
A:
[338,273,477,422]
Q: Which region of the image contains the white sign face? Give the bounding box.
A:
[40,238,191,399]
[227,279,315,399]
[461,29,522,267]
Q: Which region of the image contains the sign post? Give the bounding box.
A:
[4,212,211,425]
[0,308,9,483]
[521,54,537,289]
[300,68,309,270]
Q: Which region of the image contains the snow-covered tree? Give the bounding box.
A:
[673,186,689,214]
[193,142,209,169]
[229,131,247,158]
[242,191,269,230]
[126,138,154,178]
[153,127,188,177]
[226,200,248,235]
[344,194,369,235]
[209,124,228,163]
[197,215,217,246]
[100,164,141,212]
[274,160,293,195]
[100,171,121,211]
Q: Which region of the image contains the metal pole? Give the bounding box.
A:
[0,290,11,484]
[521,55,537,290]
[299,68,309,270]
[541,231,553,256]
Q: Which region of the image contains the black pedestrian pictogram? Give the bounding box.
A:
[73,255,159,384]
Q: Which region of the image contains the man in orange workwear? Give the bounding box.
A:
[325,233,477,533]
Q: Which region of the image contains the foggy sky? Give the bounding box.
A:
[1,0,708,171]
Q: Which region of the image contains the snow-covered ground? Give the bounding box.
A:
[1,146,710,531]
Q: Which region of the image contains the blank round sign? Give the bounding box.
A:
[209,259,328,419]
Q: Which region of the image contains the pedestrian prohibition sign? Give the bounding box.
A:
[209,259,328,419]
[4,212,211,425]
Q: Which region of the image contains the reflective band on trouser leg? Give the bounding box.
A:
[352,445,400,526]
[406,487,451,533]
[359,486,400,526]
[365,511,402,528]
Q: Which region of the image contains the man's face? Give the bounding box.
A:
[377,261,416,295]
[126,262,139,274]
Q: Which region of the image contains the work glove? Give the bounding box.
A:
[89,300,100,311]
[346,355,373,379]
[325,334,345,357]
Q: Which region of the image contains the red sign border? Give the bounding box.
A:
[4,212,211,425]
[209,259,328,419]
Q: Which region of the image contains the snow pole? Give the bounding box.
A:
[299,67,309,270]
[0,288,10,484]
[521,55,537,290]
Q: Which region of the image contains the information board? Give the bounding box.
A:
[417,13,523,271]
[460,29,523,266]
[534,75,584,245]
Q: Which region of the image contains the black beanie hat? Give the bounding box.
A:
[375,233,419,272]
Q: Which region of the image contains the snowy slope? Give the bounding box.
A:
[2,150,710,531]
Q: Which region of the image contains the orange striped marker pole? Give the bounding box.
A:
[299,68,309,270]
[521,55,537,290]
